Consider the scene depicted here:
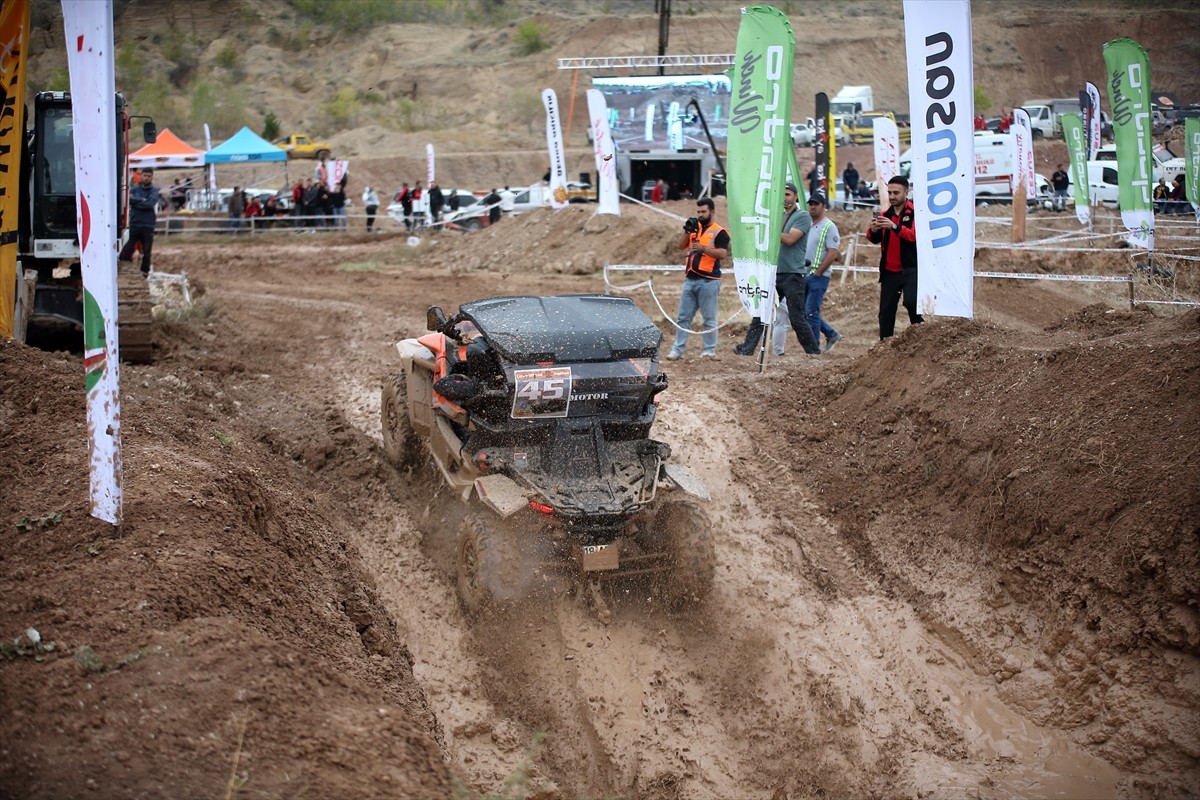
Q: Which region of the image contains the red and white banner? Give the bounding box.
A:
[873,116,900,211]
[331,159,349,190]
[904,0,975,320]
[1010,108,1036,200]
[586,89,620,217]
[542,89,568,209]
[63,0,122,524]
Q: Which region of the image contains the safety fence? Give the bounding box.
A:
[605,222,1199,317]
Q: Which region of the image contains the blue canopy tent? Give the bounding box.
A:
[204,126,291,194]
[204,126,287,164]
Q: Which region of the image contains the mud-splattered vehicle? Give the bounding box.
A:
[381,295,714,614]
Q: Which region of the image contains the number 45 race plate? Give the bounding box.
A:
[512,366,572,419]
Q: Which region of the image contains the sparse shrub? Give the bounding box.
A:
[215,42,239,69]
[975,84,992,115]
[190,80,248,138]
[116,41,144,87]
[47,66,69,92]
[514,21,548,56]
[510,87,544,132]
[321,86,360,131]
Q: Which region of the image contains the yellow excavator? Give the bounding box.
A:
[15,90,158,362]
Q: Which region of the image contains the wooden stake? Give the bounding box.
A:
[1011,180,1027,243]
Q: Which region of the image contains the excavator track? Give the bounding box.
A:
[116,263,156,363]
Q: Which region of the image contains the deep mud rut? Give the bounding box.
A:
[152,234,1177,800]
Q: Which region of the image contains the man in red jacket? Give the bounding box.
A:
[867,176,923,339]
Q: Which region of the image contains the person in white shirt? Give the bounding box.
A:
[499,186,516,214]
[362,186,380,232]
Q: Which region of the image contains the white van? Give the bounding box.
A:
[898,132,1050,203]
[1092,143,1185,184]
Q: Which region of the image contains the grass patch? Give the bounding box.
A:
[75,644,164,674]
[15,512,63,533]
[160,297,219,326]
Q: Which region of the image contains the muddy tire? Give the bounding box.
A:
[381,373,416,467]
[456,514,540,614]
[647,500,715,608]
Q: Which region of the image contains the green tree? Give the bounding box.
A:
[262,112,281,142]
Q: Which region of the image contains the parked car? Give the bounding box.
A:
[387,188,490,230]
[789,118,850,148]
[790,122,816,148]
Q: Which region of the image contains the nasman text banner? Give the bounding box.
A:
[904,0,975,319]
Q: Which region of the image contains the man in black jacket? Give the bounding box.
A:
[429,182,445,224]
[866,176,922,339]
[842,162,860,209]
[118,169,161,275]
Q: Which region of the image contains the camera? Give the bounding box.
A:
[683,217,699,234]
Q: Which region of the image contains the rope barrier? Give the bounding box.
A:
[973,270,1133,283]
[601,264,746,336]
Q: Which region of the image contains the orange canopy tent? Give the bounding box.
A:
[129,128,205,169]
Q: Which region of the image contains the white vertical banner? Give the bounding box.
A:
[873,116,900,210]
[425,143,434,186]
[1085,81,1102,159]
[331,159,349,190]
[643,102,656,142]
[586,89,621,217]
[542,88,568,209]
[904,0,975,320]
[63,0,122,525]
[667,100,683,150]
[203,123,216,192]
[1010,108,1036,200]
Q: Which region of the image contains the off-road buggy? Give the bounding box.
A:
[381,294,715,614]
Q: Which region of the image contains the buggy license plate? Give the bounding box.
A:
[580,543,620,572]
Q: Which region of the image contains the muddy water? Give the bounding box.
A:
[333,360,1126,797]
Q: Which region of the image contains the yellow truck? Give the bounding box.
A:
[844,111,912,146]
[274,134,332,160]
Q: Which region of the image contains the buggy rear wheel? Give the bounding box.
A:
[456,514,543,614]
[645,500,715,608]
[381,373,416,467]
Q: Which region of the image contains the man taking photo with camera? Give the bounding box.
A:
[666,197,730,361]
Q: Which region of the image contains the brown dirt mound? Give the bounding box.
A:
[737,307,1200,783]
[0,339,455,799]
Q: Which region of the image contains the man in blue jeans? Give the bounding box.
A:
[667,198,731,361]
[734,183,821,357]
[803,192,843,353]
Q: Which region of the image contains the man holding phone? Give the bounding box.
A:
[867,176,923,339]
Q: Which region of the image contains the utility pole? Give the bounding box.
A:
[656,0,670,76]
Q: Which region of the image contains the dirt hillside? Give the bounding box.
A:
[4,2,1200,799]
[22,0,1200,195]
